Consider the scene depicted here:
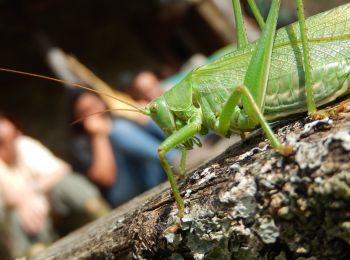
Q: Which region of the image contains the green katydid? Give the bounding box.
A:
[1,1,350,217]
[144,0,350,215]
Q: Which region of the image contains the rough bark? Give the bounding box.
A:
[36,106,350,260]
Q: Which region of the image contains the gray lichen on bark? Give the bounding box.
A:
[132,112,350,259]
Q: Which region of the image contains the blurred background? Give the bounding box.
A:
[0,0,348,160]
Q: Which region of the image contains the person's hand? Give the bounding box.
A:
[16,193,49,235]
[82,115,111,137]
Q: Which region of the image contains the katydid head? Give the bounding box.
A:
[146,96,176,136]
[146,95,202,149]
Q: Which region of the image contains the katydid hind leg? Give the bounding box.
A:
[158,121,202,215]
[243,0,280,117]
[218,1,288,154]
[217,85,292,155]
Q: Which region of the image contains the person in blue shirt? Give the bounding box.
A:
[69,90,179,207]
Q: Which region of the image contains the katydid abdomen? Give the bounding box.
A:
[189,3,350,132]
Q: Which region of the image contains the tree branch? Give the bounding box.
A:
[36,106,350,259]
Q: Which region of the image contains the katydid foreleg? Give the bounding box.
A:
[158,118,202,215]
[179,148,187,177]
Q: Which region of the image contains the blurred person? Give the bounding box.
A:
[0,113,109,258]
[127,70,174,140]
[127,70,164,105]
[70,90,179,207]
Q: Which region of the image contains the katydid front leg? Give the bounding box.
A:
[158,118,202,216]
[179,148,187,178]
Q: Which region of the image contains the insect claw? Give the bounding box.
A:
[178,174,186,180]
[277,144,294,156]
[309,110,330,120]
[240,132,248,141]
[177,208,185,218]
[174,174,185,181]
[309,98,350,121]
[162,223,181,235]
[335,98,350,113]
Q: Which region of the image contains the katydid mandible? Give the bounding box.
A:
[1,2,350,216]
